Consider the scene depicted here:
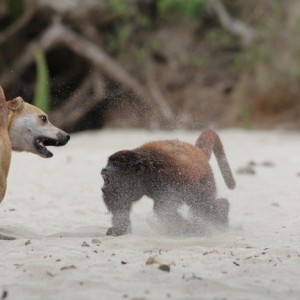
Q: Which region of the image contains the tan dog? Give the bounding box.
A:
[0,87,70,202]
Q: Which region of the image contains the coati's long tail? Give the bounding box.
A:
[0,86,8,129]
[195,129,236,189]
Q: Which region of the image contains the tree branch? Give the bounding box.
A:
[0,20,169,127]
[210,0,256,46]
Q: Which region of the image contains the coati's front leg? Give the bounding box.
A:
[189,197,229,235]
[205,198,230,227]
[103,192,133,236]
[106,209,132,236]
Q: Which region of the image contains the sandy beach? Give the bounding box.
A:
[0,129,299,300]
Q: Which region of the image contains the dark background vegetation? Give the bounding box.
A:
[0,0,300,132]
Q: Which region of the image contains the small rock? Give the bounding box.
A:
[236,166,256,175]
[158,265,170,272]
[82,241,89,247]
[248,160,257,166]
[261,161,275,167]
[91,239,101,244]
[46,271,54,277]
[1,290,8,300]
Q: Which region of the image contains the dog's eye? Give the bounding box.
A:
[39,115,48,122]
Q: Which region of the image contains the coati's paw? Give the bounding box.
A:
[106,227,123,236]
[106,226,131,236]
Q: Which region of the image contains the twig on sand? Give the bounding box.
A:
[0,234,16,240]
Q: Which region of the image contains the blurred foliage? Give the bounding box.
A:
[105,0,210,55]
[179,53,213,70]
[108,0,134,16]
[157,0,208,18]
[107,24,134,54]
[241,103,252,130]
[3,0,25,21]
[33,49,50,113]
[1,0,299,129]
[107,0,209,19]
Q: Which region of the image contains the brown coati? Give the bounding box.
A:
[101,129,236,236]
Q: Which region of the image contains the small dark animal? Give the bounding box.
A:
[101,129,236,236]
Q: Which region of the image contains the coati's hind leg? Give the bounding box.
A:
[188,178,229,233]
[204,198,229,228]
[190,198,230,231]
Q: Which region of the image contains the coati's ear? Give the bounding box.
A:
[7,97,25,111]
[109,150,148,172]
[133,153,150,173]
[119,151,149,172]
[109,150,136,164]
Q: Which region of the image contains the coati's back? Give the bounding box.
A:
[137,140,212,184]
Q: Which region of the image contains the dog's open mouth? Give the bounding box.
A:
[34,136,62,158]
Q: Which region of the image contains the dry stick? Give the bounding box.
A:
[50,71,105,128]
[0,234,16,240]
[0,21,166,127]
[0,2,8,20]
[210,0,256,46]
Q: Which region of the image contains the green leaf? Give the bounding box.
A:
[33,49,50,113]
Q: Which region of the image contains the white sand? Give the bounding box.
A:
[0,129,300,300]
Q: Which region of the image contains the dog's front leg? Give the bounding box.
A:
[0,132,11,202]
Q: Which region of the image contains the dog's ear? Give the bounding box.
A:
[0,86,8,128]
[7,97,25,111]
[0,86,5,102]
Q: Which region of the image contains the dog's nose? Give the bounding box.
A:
[56,132,71,146]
